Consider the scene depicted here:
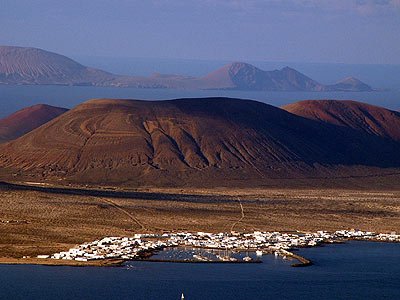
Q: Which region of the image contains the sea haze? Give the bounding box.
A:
[74,56,400,90]
[0,85,399,118]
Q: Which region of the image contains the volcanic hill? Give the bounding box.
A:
[0,46,114,85]
[0,98,399,187]
[283,100,400,142]
[0,104,68,143]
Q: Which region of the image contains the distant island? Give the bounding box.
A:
[0,46,373,91]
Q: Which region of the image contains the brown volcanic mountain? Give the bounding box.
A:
[0,104,68,143]
[0,46,373,91]
[283,100,400,142]
[0,98,399,187]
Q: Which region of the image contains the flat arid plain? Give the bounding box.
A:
[1,181,399,264]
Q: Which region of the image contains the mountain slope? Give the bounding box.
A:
[0,104,68,143]
[0,46,114,85]
[0,98,399,187]
[283,100,400,141]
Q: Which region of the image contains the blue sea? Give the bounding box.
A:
[0,85,399,118]
[0,241,399,300]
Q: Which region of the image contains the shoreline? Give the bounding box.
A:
[3,240,396,268]
[0,257,124,267]
[0,253,301,267]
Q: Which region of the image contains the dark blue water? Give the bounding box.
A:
[0,85,399,118]
[0,242,398,300]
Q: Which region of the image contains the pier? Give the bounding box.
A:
[138,258,262,264]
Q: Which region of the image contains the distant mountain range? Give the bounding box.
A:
[1,98,399,188]
[0,46,373,91]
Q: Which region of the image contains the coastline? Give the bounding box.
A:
[1,239,399,268]
[0,253,302,267]
[0,242,346,268]
[0,257,124,267]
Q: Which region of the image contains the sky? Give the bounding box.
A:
[1,0,400,64]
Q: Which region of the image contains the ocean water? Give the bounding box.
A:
[0,85,399,118]
[0,242,398,300]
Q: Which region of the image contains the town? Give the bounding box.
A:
[39,230,400,264]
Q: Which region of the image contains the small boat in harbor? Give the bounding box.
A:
[243,256,252,262]
[229,257,238,262]
[243,250,252,261]
[217,247,237,262]
[216,254,230,262]
[193,254,209,261]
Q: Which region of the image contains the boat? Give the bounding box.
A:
[243,256,252,262]
[256,250,263,256]
[217,247,236,262]
[216,255,231,262]
[229,257,238,262]
[193,254,209,261]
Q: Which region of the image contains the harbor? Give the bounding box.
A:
[36,229,399,267]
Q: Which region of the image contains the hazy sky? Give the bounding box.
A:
[1,0,400,64]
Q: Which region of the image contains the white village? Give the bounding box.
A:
[38,230,400,266]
